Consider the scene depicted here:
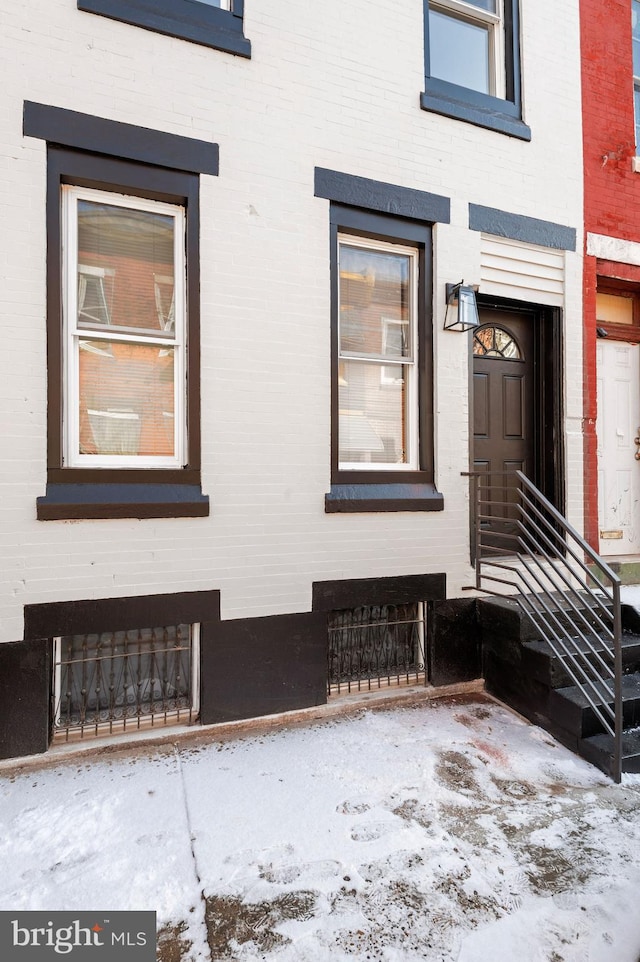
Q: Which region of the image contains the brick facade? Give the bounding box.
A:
[0,0,585,757]
[581,0,640,549]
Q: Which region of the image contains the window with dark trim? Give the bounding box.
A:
[77,0,251,58]
[596,279,640,344]
[38,147,208,520]
[421,0,530,140]
[326,205,443,513]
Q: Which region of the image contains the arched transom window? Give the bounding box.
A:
[473,325,522,359]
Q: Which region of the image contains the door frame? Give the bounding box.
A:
[468,294,565,564]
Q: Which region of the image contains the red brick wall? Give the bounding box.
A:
[581,0,639,547]
[582,0,638,239]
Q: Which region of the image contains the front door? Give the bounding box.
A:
[473,309,535,551]
[596,339,640,555]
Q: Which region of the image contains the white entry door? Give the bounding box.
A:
[596,340,640,555]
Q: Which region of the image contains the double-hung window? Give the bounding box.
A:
[62,186,186,468]
[428,0,504,98]
[327,205,442,513]
[35,142,208,520]
[63,187,186,469]
[338,235,419,470]
[422,0,530,139]
[24,105,214,520]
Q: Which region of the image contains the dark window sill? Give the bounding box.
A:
[77,0,251,57]
[421,79,531,141]
[325,483,444,513]
[37,483,209,520]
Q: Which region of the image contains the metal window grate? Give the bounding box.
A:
[53,624,197,741]
[327,603,426,695]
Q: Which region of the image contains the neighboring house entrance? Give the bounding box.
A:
[470,301,563,559]
[596,339,640,556]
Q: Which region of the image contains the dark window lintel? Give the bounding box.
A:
[469,203,577,251]
[316,167,450,225]
[24,102,219,176]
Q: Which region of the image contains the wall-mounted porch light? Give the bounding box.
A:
[443,281,480,332]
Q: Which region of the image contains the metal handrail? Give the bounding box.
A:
[466,470,624,783]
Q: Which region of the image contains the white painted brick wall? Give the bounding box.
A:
[0,0,584,640]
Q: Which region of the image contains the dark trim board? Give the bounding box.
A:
[0,639,51,760]
[327,204,439,503]
[325,483,444,513]
[42,146,206,518]
[469,204,577,251]
[200,612,328,724]
[37,484,210,520]
[315,168,450,224]
[77,0,251,57]
[24,590,222,640]
[313,573,446,611]
[24,102,219,175]
[421,0,530,140]
[420,86,531,141]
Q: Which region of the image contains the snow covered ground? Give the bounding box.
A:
[1,694,639,962]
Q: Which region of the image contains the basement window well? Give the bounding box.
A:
[327,602,426,695]
[52,623,199,741]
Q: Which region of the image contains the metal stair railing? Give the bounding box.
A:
[466,470,623,783]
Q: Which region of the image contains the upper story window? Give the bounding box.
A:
[77,0,250,58]
[428,0,504,98]
[421,0,530,140]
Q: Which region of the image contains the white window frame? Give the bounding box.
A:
[62,186,187,469]
[429,0,505,99]
[337,234,420,472]
[197,0,231,8]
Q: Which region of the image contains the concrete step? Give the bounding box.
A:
[522,630,640,689]
[478,593,614,646]
[579,728,640,778]
[548,672,640,739]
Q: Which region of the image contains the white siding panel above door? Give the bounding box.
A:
[480,235,565,306]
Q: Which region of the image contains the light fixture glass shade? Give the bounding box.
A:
[444,282,480,331]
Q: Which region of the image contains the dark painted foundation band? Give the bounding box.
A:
[6,572,482,763]
[312,573,446,611]
[200,611,328,724]
[315,167,450,224]
[24,589,221,640]
[0,639,51,760]
[24,101,219,175]
[469,204,577,251]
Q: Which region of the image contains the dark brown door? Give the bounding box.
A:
[473,310,535,553]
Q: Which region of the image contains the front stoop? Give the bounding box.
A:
[479,595,640,778]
